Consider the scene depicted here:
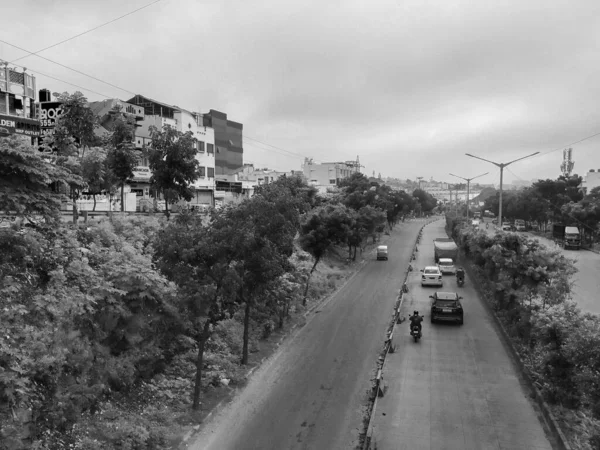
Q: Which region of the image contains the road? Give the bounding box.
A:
[480,219,600,316]
[372,220,555,450]
[190,220,426,450]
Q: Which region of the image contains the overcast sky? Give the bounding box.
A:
[3,0,600,186]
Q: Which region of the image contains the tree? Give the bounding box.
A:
[80,148,106,211]
[147,125,199,219]
[299,204,353,304]
[412,188,437,213]
[51,91,100,158]
[0,136,83,222]
[104,110,139,212]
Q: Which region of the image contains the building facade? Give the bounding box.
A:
[0,62,40,139]
[301,158,359,193]
[236,163,297,186]
[582,169,600,194]
[202,109,243,176]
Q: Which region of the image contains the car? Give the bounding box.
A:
[430,291,464,324]
[421,266,443,287]
[501,223,514,231]
[376,245,388,260]
[437,258,456,275]
[491,218,498,225]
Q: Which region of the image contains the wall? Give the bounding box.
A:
[204,110,244,176]
[583,171,600,194]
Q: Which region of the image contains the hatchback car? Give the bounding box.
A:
[430,291,464,324]
[421,266,443,287]
[437,258,456,275]
[501,223,514,232]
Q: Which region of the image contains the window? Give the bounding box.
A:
[207,143,214,154]
[197,141,205,152]
[330,179,336,184]
[207,167,215,178]
[198,166,206,177]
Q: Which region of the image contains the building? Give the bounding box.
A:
[301,158,360,193]
[127,95,217,208]
[201,109,244,176]
[0,61,40,139]
[582,169,600,194]
[236,163,297,186]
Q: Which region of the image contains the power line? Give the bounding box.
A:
[537,130,600,157]
[244,135,308,159]
[9,0,164,64]
[0,39,135,95]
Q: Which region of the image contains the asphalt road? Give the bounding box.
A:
[372,220,555,450]
[190,219,426,450]
[481,219,600,316]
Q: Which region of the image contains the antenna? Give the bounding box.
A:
[561,148,574,177]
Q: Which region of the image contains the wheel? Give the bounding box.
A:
[459,317,464,325]
[413,335,418,342]
[431,316,435,324]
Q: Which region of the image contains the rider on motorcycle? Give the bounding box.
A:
[409,311,423,335]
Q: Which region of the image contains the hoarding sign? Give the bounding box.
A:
[38,102,64,137]
[0,114,40,136]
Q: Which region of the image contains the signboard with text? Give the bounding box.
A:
[0,114,40,137]
[132,166,151,182]
[37,102,65,137]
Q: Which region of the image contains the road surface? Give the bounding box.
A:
[481,219,600,315]
[190,220,426,450]
[371,220,555,450]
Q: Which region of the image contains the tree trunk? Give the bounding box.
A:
[242,300,251,365]
[120,183,125,212]
[165,199,170,221]
[71,188,79,224]
[92,193,97,212]
[192,321,211,410]
[303,257,320,306]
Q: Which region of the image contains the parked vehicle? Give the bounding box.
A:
[473,211,482,219]
[471,219,480,229]
[552,224,581,250]
[437,258,456,275]
[376,245,389,260]
[433,238,458,263]
[430,292,464,324]
[456,267,465,287]
[501,223,514,232]
[514,219,526,231]
[421,266,443,287]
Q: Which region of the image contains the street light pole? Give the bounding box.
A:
[449,171,489,221]
[465,152,539,228]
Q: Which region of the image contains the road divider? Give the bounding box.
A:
[359,217,439,450]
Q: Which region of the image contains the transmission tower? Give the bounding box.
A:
[561,148,574,177]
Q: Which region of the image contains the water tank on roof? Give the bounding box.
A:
[39,89,51,102]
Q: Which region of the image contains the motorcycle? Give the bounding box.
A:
[410,325,421,342]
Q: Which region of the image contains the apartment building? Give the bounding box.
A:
[301,158,359,193]
[0,62,39,139]
[201,109,244,176]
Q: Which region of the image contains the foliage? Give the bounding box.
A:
[80,148,107,211]
[0,136,83,221]
[50,91,101,156]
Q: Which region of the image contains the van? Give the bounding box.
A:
[376,245,388,261]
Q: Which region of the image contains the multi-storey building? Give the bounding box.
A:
[236,163,298,186]
[201,109,244,176]
[301,158,360,193]
[0,62,40,139]
[127,95,217,208]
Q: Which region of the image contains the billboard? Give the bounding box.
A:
[38,102,65,138]
[0,114,40,137]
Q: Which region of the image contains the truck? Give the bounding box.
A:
[552,224,581,250]
[473,211,481,219]
[433,238,459,263]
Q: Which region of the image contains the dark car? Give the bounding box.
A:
[430,291,464,325]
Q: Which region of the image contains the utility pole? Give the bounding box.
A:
[449,172,489,220]
[465,152,539,229]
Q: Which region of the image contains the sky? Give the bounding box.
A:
[2,0,600,187]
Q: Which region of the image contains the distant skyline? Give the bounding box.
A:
[3,0,600,185]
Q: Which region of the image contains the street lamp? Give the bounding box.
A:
[449,171,489,221]
[465,152,539,229]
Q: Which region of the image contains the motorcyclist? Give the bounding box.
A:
[409,311,423,335]
[456,267,465,282]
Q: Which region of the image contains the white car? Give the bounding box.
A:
[437,258,456,275]
[421,266,443,287]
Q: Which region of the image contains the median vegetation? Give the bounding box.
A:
[0,125,437,449]
[446,215,600,450]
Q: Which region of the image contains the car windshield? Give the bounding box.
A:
[424,269,438,274]
[435,300,457,307]
[439,261,452,266]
